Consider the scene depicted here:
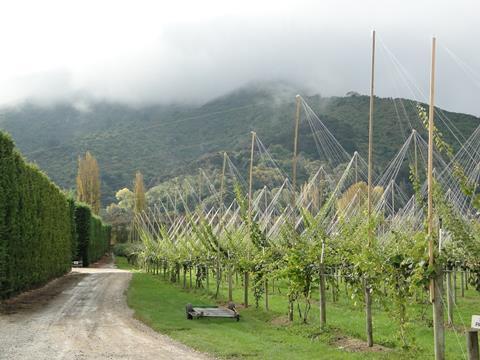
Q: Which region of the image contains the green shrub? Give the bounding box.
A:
[75,203,111,266]
[0,132,72,298]
[112,242,140,258]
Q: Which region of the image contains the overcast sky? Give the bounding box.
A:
[0,0,479,115]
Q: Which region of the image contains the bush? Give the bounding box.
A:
[0,132,72,298]
[75,203,111,266]
[0,131,112,298]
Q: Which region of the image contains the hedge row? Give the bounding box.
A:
[0,131,111,298]
[75,203,111,266]
[0,132,72,298]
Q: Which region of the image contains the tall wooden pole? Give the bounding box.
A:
[428,36,445,360]
[365,29,376,348]
[220,152,227,211]
[215,153,228,298]
[413,129,418,178]
[367,30,375,224]
[428,37,435,295]
[354,151,358,184]
[292,95,301,208]
[248,132,256,220]
[288,95,301,322]
[245,131,256,308]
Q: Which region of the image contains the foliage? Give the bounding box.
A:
[134,171,147,214]
[0,131,72,298]
[2,83,478,204]
[75,203,111,266]
[76,151,101,214]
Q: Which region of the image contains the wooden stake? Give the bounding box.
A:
[245,131,256,308]
[220,152,227,210]
[391,179,395,214]
[206,265,209,291]
[365,29,376,348]
[265,279,269,311]
[354,151,358,183]
[319,262,327,328]
[467,331,479,360]
[198,168,202,210]
[453,266,457,304]
[215,153,228,298]
[292,95,301,208]
[367,30,375,226]
[248,132,256,220]
[413,129,418,180]
[428,36,445,360]
[228,254,233,302]
[447,269,454,325]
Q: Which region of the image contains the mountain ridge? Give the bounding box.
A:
[0,82,478,204]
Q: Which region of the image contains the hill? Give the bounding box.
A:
[0,82,478,204]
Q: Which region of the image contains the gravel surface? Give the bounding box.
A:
[0,259,210,360]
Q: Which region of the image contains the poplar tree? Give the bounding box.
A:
[134,171,146,215]
[76,151,101,214]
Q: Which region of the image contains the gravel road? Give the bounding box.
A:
[0,259,209,360]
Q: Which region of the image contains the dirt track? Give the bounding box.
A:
[0,259,209,360]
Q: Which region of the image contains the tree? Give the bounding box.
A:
[115,188,134,209]
[134,171,146,215]
[76,151,101,214]
[336,182,383,215]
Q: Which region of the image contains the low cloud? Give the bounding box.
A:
[0,0,478,115]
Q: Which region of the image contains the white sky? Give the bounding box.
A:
[0,0,479,114]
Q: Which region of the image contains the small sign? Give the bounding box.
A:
[472,315,480,330]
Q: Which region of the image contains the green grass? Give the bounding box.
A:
[116,258,476,359]
[114,255,132,270]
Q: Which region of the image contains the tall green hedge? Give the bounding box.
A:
[75,203,111,266]
[0,132,72,298]
[0,131,111,298]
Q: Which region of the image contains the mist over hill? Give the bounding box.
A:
[0,81,478,204]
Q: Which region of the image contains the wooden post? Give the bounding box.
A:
[391,179,395,215]
[292,95,301,208]
[447,269,454,325]
[245,131,256,308]
[428,36,445,360]
[215,152,227,299]
[287,95,301,322]
[462,269,465,297]
[464,269,468,290]
[365,29,376,348]
[198,168,202,210]
[183,265,187,288]
[467,331,479,360]
[263,247,269,311]
[189,255,193,288]
[319,262,327,328]
[354,151,358,183]
[206,265,209,292]
[244,272,249,307]
[248,132,256,221]
[220,152,227,211]
[453,266,457,304]
[265,279,269,311]
[413,129,418,176]
[228,251,233,302]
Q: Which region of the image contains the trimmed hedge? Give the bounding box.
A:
[0,130,111,298]
[0,132,72,298]
[75,203,111,266]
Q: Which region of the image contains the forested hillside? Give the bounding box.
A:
[0,82,478,203]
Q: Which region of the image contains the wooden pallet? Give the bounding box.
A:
[186,303,240,321]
